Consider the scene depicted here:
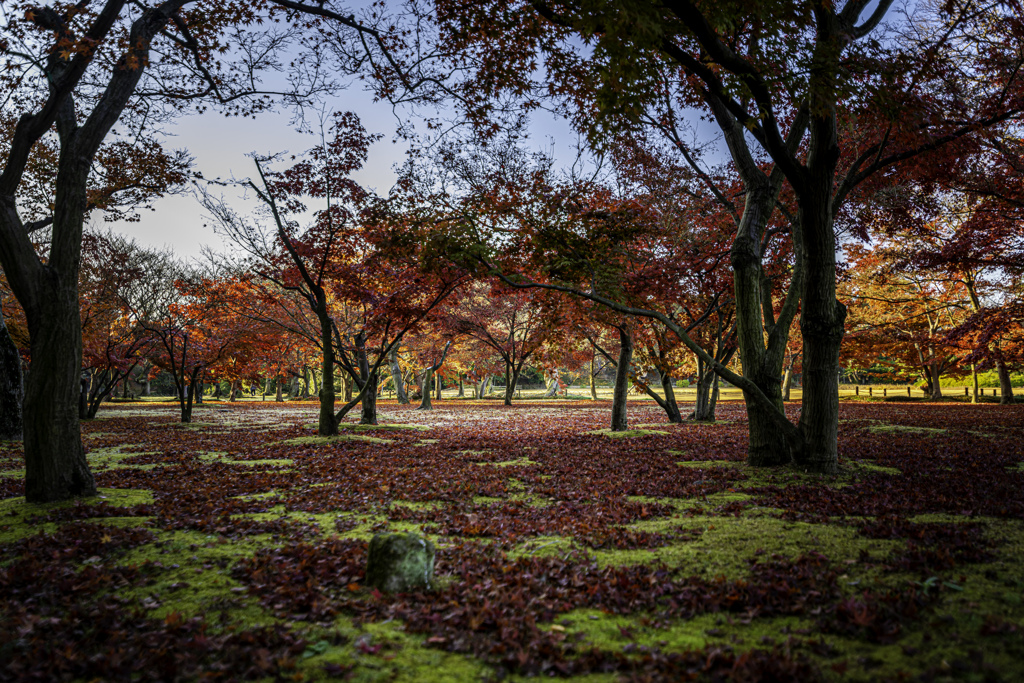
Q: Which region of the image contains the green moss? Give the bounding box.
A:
[0,488,154,543]
[675,460,740,469]
[847,460,901,475]
[476,457,539,467]
[198,452,294,467]
[295,619,490,682]
[414,439,440,446]
[87,446,160,471]
[509,535,575,560]
[867,424,947,436]
[276,434,394,446]
[584,429,669,438]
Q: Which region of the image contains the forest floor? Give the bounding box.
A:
[1,398,1022,682]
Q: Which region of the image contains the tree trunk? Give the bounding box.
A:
[356,334,378,425]
[21,274,97,501]
[78,370,90,422]
[180,374,196,423]
[418,369,434,410]
[0,311,24,441]
[275,378,283,402]
[543,373,559,397]
[458,374,465,397]
[659,371,683,423]
[928,362,943,400]
[503,363,519,406]
[590,354,598,400]
[781,355,797,402]
[476,375,489,399]
[997,359,1015,405]
[692,356,717,422]
[435,373,443,400]
[389,347,409,404]
[317,314,338,435]
[971,364,979,404]
[610,327,632,431]
[794,180,843,474]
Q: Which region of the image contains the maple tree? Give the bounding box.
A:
[414,0,1024,475]
[205,113,468,430]
[0,0,419,501]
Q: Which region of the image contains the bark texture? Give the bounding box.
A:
[610,328,632,431]
[0,312,23,440]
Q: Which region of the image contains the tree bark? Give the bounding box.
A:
[659,371,683,423]
[590,354,598,400]
[418,369,434,410]
[458,374,465,397]
[928,362,943,400]
[971,364,979,404]
[0,311,23,440]
[610,327,632,431]
[997,359,1015,405]
[317,315,338,435]
[389,347,409,404]
[356,334,378,425]
[794,178,844,474]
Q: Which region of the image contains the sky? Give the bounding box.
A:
[102,89,583,262]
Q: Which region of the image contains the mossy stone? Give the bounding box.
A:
[365,532,435,592]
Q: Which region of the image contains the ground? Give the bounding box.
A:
[1,397,1022,681]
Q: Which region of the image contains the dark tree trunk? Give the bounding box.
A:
[275,378,283,402]
[693,356,718,422]
[503,363,521,406]
[0,311,23,440]
[928,362,943,400]
[317,314,339,435]
[21,244,96,501]
[389,347,409,404]
[356,334,378,425]
[458,374,465,397]
[997,359,1015,405]
[610,327,632,431]
[794,183,844,475]
[418,369,434,410]
[590,354,598,400]
[659,371,683,423]
[435,374,443,400]
[78,370,90,421]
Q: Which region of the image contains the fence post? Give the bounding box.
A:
[855,386,859,396]
[907,386,911,396]
[965,387,968,396]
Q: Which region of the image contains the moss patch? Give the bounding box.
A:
[276,434,394,446]
[584,428,669,438]
[867,424,947,436]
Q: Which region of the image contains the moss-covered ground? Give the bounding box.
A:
[1,398,1023,681]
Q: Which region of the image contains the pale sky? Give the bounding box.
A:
[103,92,582,261]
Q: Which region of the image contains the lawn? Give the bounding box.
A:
[1,399,1022,681]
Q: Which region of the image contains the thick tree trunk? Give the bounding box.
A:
[275,378,283,402]
[0,311,23,440]
[610,327,632,431]
[659,371,683,423]
[476,375,489,399]
[928,362,943,400]
[997,359,1015,405]
[389,347,409,404]
[418,369,434,410]
[356,335,378,425]
[729,183,795,466]
[794,185,844,474]
[692,357,717,422]
[503,363,520,406]
[317,316,338,435]
[21,270,96,501]
[435,374,443,400]
[971,364,979,404]
[458,374,465,397]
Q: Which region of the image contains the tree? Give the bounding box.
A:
[0,0,408,501]
[445,283,557,406]
[422,0,1024,473]
[204,114,468,430]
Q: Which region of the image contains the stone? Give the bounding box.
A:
[364,532,435,592]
